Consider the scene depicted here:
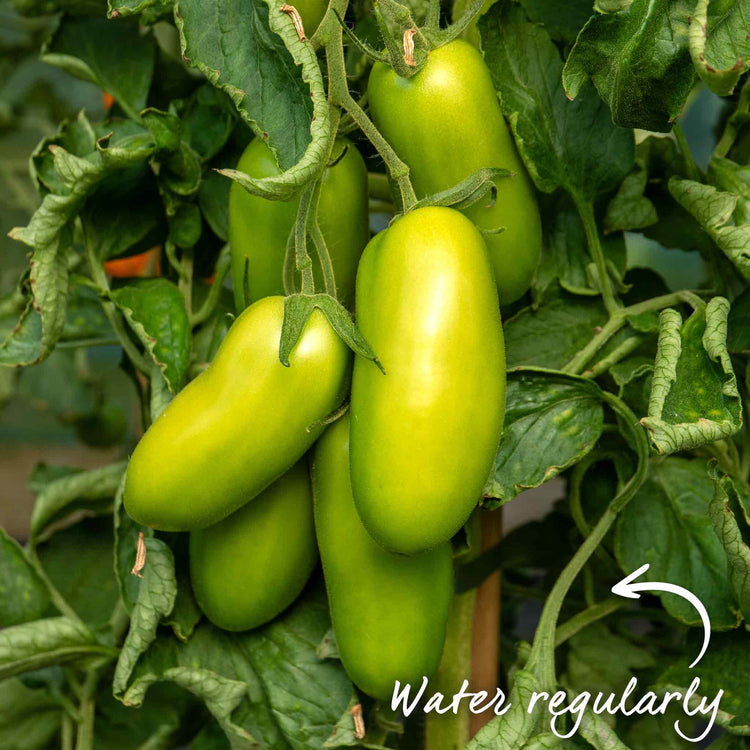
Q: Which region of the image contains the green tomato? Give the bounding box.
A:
[350,207,505,554]
[229,137,369,311]
[367,39,542,305]
[313,414,453,701]
[190,460,317,631]
[124,296,351,531]
[293,0,328,36]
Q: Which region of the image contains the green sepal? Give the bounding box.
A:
[279,294,383,372]
[408,167,512,213]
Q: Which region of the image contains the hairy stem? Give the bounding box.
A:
[673,122,702,182]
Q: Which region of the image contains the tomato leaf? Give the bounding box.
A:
[657,630,750,733]
[41,16,156,121]
[479,1,634,199]
[0,529,49,627]
[641,299,742,454]
[29,460,126,540]
[689,0,750,96]
[116,588,357,750]
[0,679,61,750]
[108,0,174,23]
[669,177,750,280]
[178,0,331,199]
[112,537,178,697]
[110,278,191,393]
[483,369,604,506]
[616,457,739,629]
[708,461,750,625]
[0,617,114,681]
[563,0,695,133]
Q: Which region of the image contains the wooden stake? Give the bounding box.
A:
[469,507,502,737]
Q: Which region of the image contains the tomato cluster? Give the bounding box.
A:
[124,38,540,701]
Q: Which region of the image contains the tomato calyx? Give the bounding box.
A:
[279,292,384,372]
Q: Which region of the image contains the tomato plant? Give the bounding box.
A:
[1,0,749,748]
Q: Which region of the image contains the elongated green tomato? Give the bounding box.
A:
[124,296,351,530]
[313,414,453,701]
[367,39,542,305]
[190,460,317,631]
[351,207,505,554]
[229,137,369,311]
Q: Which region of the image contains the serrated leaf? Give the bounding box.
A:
[0,617,114,680]
[641,299,742,454]
[689,0,750,96]
[113,537,178,697]
[114,474,154,614]
[479,1,634,199]
[708,461,750,624]
[41,16,156,121]
[111,278,191,392]
[6,114,157,366]
[178,0,330,200]
[657,629,750,733]
[117,588,355,750]
[563,0,695,132]
[504,296,607,369]
[483,369,604,506]
[669,177,750,279]
[30,461,126,539]
[617,457,739,629]
[605,159,659,233]
[0,529,49,627]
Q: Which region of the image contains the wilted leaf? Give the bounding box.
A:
[641,299,742,454]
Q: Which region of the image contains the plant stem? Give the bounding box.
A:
[562,290,705,375]
[190,244,232,326]
[61,713,74,750]
[525,393,649,691]
[325,27,418,211]
[554,598,625,648]
[673,122,702,182]
[295,182,317,294]
[584,333,645,379]
[83,239,152,375]
[573,196,620,316]
[714,78,750,159]
[74,671,99,750]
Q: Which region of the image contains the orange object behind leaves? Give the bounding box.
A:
[102,92,114,110]
[104,247,161,278]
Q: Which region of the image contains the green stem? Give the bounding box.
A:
[714,78,750,160]
[573,196,620,316]
[61,713,74,750]
[583,333,645,379]
[74,671,99,750]
[562,290,705,375]
[555,598,625,648]
[56,337,122,349]
[295,183,317,294]
[179,247,194,316]
[673,122,702,182]
[190,245,232,326]
[526,393,649,691]
[84,239,152,375]
[325,27,418,211]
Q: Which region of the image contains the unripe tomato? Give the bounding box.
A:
[124,296,352,530]
[292,0,328,36]
[229,137,369,311]
[190,460,317,631]
[350,207,505,554]
[313,414,453,701]
[367,39,542,305]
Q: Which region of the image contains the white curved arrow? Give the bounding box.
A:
[611,563,711,668]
